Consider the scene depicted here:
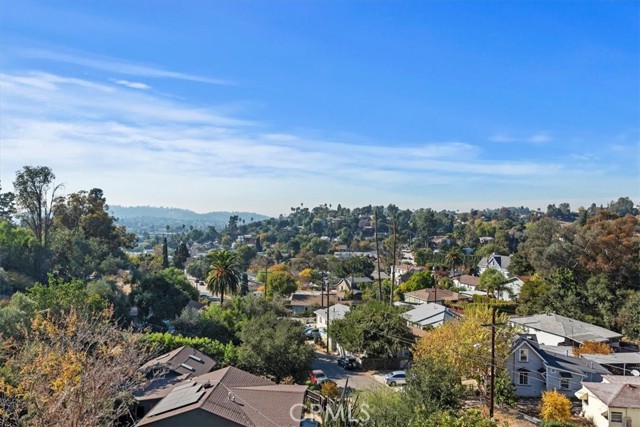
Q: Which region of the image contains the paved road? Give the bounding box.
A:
[312,351,385,392]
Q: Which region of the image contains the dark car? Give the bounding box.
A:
[337,355,358,370]
[304,328,320,340]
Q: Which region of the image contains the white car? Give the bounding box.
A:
[384,370,407,386]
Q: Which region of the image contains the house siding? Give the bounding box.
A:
[507,344,545,397]
[582,397,640,427]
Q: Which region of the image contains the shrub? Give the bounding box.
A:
[540,389,572,423]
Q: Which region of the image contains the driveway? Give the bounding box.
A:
[312,351,385,392]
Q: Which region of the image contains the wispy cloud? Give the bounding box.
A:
[489,131,553,144]
[16,48,232,85]
[113,79,151,90]
[2,70,612,215]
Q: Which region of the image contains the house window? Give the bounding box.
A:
[519,348,529,362]
[560,378,570,390]
[518,372,529,385]
[611,412,623,423]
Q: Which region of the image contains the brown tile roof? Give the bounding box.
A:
[404,288,466,303]
[137,366,307,427]
[582,382,640,408]
[140,346,217,377]
[457,275,480,287]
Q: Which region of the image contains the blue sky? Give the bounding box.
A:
[1,1,638,216]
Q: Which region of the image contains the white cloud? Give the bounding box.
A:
[2,70,603,216]
[113,79,151,90]
[489,131,553,144]
[16,48,232,85]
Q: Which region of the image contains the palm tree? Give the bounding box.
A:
[444,248,463,273]
[205,249,242,305]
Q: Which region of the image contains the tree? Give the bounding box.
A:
[13,166,63,278]
[205,249,242,305]
[0,308,153,426]
[161,237,169,268]
[237,313,313,383]
[413,305,514,397]
[540,390,572,423]
[476,243,510,257]
[267,270,297,297]
[608,196,637,216]
[173,242,190,269]
[405,357,465,414]
[616,291,640,341]
[573,341,613,357]
[330,301,414,358]
[131,272,191,324]
[400,270,434,293]
[444,248,463,272]
[478,268,508,298]
[0,184,16,220]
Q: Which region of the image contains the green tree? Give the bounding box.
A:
[617,291,640,341]
[478,268,508,298]
[205,249,242,305]
[405,356,465,414]
[161,237,169,269]
[444,248,463,272]
[0,184,16,220]
[131,271,191,324]
[13,166,63,278]
[330,301,414,358]
[267,270,297,297]
[173,242,190,269]
[160,267,198,301]
[237,313,313,383]
[401,270,434,292]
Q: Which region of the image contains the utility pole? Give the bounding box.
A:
[325,272,330,354]
[490,305,496,419]
[374,209,382,301]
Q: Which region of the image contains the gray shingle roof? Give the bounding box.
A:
[315,304,350,321]
[401,302,461,328]
[581,382,640,408]
[510,313,622,344]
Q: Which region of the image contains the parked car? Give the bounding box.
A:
[384,371,407,386]
[304,328,320,340]
[309,369,329,385]
[337,356,358,370]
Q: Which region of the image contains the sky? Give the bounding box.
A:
[1,1,638,217]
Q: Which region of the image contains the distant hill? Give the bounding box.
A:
[109,205,270,233]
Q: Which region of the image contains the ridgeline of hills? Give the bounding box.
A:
[109,205,270,234]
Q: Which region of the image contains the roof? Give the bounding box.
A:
[602,375,640,384]
[456,275,480,287]
[401,302,461,327]
[580,382,640,408]
[509,313,622,344]
[290,292,339,308]
[140,346,217,378]
[403,288,465,303]
[315,304,350,321]
[137,366,307,427]
[478,254,511,270]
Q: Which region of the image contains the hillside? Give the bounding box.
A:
[109,205,270,233]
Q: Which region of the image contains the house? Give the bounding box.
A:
[497,276,525,301]
[391,264,426,284]
[136,366,307,427]
[403,288,467,305]
[401,302,461,330]
[576,377,640,427]
[315,303,351,352]
[136,346,217,416]
[507,336,610,398]
[509,313,622,347]
[336,277,373,295]
[478,254,511,278]
[541,347,640,377]
[289,291,339,315]
[453,275,480,292]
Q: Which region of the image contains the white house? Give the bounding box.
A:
[453,275,480,292]
[315,304,351,351]
[576,377,640,427]
[509,313,622,347]
[478,254,511,278]
[401,303,461,330]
